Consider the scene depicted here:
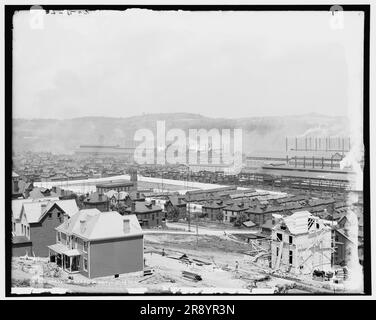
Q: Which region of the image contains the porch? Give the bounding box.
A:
[48,243,82,274]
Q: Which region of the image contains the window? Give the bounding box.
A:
[83,258,88,271]
[48,213,52,219]
[57,232,61,243]
[289,250,293,264]
[316,223,320,229]
[276,233,283,241]
[27,227,30,237]
[83,241,88,253]
[289,236,293,245]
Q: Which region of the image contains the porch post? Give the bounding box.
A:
[69,256,72,273]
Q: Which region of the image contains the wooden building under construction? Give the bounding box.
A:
[271,210,332,275]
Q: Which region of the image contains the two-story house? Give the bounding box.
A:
[12,199,79,257]
[124,202,163,228]
[222,202,250,223]
[49,209,143,278]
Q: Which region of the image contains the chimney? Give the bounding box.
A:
[41,203,47,213]
[123,217,130,234]
[131,202,136,213]
[80,216,87,233]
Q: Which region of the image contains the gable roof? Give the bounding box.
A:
[22,201,51,223]
[45,199,79,218]
[21,199,78,224]
[168,195,186,206]
[12,197,59,220]
[56,209,142,241]
[12,199,34,220]
[334,228,355,245]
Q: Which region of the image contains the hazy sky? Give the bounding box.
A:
[13,9,364,119]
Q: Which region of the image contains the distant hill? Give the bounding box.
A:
[12,113,350,156]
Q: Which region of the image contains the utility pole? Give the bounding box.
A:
[186,165,191,232]
[196,208,199,248]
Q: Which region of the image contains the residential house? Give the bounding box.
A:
[105,190,145,208]
[271,211,332,275]
[164,195,186,221]
[13,199,79,257]
[333,213,362,266]
[123,191,146,207]
[83,192,109,212]
[222,202,250,223]
[245,204,282,226]
[124,202,163,228]
[12,197,60,236]
[49,209,143,278]
[202,200,226,221]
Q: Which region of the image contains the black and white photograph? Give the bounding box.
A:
[2,3,373,302]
